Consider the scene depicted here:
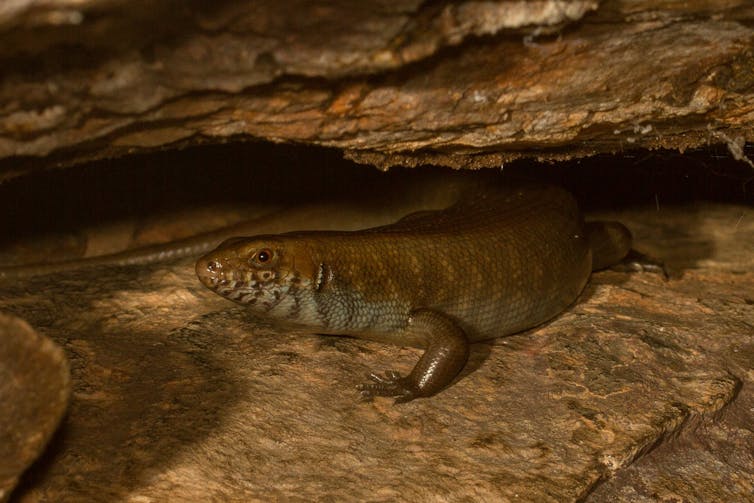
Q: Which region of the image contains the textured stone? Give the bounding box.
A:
[0,313,70,502]
[0,1,753,175]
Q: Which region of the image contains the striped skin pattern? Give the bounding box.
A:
[195,185,632,403]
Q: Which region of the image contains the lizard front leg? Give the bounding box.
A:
[357,309,469,403]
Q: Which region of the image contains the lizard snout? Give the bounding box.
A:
[195,255,223,287]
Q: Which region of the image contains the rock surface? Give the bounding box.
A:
[1,180,751,502]
[0,0,753,176]
[0,313,70,503]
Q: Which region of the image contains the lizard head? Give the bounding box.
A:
[195,236,317,317]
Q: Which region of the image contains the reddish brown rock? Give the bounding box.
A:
[0,313,70,502]
[0,1,753,177]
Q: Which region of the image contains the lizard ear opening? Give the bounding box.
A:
[314,262,331,292]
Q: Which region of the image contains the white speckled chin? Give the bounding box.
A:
[209,275,293,314]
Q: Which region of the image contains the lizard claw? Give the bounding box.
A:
[614,249,670,280]
[356,370,416,403]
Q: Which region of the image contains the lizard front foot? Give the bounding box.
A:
[357,370,416,403]
[356,310,470,404]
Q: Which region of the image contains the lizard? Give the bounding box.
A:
[195,183,663,403]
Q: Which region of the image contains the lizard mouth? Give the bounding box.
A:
[195,255,291,310]
[194,259,242,299]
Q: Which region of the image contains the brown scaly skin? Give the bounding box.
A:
[195,184,641,403]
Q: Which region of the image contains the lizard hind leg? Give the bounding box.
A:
[357,309,470,404]
[586,221,668,278]
[585,221,633,271]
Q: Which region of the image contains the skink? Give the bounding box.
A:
[195,184,639,402]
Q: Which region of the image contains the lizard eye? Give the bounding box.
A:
[252,248,273,266]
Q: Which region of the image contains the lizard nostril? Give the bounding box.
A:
[206,260,222,273]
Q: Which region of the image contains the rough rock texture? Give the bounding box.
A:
[0,313,70,503]
[584,205,754,502]
[1,182,751,502]
[1,0,753,177]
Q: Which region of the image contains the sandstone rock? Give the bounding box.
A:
[0,1,752,176]
[0,313,70,502]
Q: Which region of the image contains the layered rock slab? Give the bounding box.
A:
[1,1,753,174]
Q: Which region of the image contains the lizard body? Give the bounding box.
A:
[195,184,634,402]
